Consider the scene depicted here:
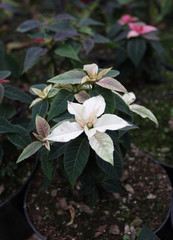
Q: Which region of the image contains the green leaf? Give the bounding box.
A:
[79,18,104,26]
[108,23,122,38]
[0,102,16,119]
[88,187,99,207]
[0,70,11,79]
[30,84,47,95]
[48,142,67,160]
[0,84,4,104]
[97,131,123,179]
[32,100,49,124]
[7,125,31,148]
[47,70,85,84]
[149,40,165,60]
[5,54,22,78]
[0,145,4,165]
[114,93,132,116]
[64,138,90,187]
[17,141,42,163]
[127,38,147,67]
[99,69,120,78]
[94,33,111,43]
[24,47,47,72]
[45,20,76,33]
[102,179,122,193]
[0,116,17,133]
[90,86,115,114]
[48,89,74,121]
[0,41,4,70]
[55,44,81,62]
[96,155,118,178]
[52,111,72,123]
[17,20,42,33]
[4,85,32,103]
[137,226,159,240]
[40,148,54,180]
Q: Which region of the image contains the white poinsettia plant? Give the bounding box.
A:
[17,63,158,204]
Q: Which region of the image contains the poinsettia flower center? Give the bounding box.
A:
[87,122,93,129]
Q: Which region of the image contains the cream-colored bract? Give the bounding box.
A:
[81,63,127,93]
[121,92,158,125]
[46,95,130,165]
[29,84,52,108]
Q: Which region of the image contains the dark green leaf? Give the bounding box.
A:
[0,102,16,119]
[5,54,22,78]
[48,90,74,121]
[150,40,165,60]
[82,38,95,55]
[108,23,122,38]
[54,30,77,41]
[4,85,32,103]
[0,145,4,165]
[119,132,131,151]
[94,33,111,43]
[79,18,104,26]
[0,84,4,104]
[137,226,159,240]
[96,155,118,179]
[0,70,11,79]
[99,69,120,78]
[0,41,4,70]
[17,20,42,33]
[114,93,132,116]
[114,143,123,178]
[47,70,85,84]
[45,20,76,33]
[40,148,54,180]
[52,111,72,123]
[55,44,81,62]
[90,86,115,114]
[17,141,42,163]
[32,100,49,124]
[30,84,47,95]
[0,116,17,133]
[102,179,122,193]
[127,38,147,67]
[64,138,90,186]
[48,142,67,160]
[24,47,47,72]
[88,187,99,207]
[7,125,31,148]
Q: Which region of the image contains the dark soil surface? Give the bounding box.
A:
[26,147,171,240]
[0,157,35,204]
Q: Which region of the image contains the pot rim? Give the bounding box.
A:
[24,151,173,239]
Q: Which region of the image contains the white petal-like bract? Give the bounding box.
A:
[89,132,114,165]
[130,104,158,125]
[94,114,130,132]
[45,121,83,142]
[83,63,98,78]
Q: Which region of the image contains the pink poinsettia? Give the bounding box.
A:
[0,79,9,83]
[31,38,45,44]
[127,22,157,38]
[118,14,138,25]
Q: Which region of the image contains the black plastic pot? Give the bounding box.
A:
[0,156,39,240]
[24,157,173,240]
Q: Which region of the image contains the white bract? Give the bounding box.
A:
[121,92,158,125]
[46,95,131,165]
[29,84,52,108]
[81,63,127,93]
